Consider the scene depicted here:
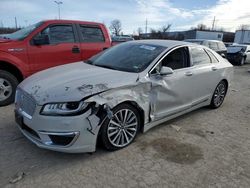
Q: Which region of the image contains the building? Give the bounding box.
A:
[184,30,223,41]
[234,30,250,44]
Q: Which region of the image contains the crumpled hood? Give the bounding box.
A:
[19,62,139,105]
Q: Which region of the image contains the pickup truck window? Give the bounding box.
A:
[79,26,105,42]
[40,25,75,44]
[50,25,74,44]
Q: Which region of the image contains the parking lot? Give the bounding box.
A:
[0,64,250,188]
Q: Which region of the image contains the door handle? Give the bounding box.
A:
[211,67,218,71]
[72,46,80,53]
[185,71,193,76]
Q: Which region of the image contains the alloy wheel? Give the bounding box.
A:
[107,109,138,148]
[0,78,12,101]
[213,82,226,107]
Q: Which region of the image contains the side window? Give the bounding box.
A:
[47,25,75,44]
[79,25,105,42]
[206,49,219,63]
[208,42,218,51]
[161,47,189,70]
[190,47,211,66]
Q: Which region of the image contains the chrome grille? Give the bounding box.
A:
[15,89,36,118]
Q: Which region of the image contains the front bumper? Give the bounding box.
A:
[15,106,100,153]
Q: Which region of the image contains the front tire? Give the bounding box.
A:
[0,70,19,106]
[210,80,227,109]
[100,104,140,151]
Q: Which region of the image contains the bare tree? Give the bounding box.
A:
[149,24,172,39]
[191,24,210,31]
[109,19,122,36]
[160,24,171,33]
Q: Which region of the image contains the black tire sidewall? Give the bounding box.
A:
[0,70,19,106]
[100,103,141,151]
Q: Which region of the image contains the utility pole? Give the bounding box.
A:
[145,18,148,33]
[54,1,63,19]
[212,16,216,30]
[15,17,17,29]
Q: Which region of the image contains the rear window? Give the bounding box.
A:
[79,26,105,42]
[208,42,218,51]
[227,46,247,53]
[218,42,226,50]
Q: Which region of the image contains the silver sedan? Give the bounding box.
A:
[15,40,233,153]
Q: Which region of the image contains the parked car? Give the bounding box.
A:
[227,44,250,66]
[184,39,227,58]
[0,19,112,106]
[15,40,233,153]
[111,35,134,45]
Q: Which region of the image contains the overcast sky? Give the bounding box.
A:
[0,0,250,34]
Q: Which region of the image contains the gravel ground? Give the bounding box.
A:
[0,64,250,188]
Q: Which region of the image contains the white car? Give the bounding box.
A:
[15,40,233,153]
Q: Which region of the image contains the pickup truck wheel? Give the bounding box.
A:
[0,70,19,106]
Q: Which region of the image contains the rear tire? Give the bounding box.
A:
[0,70,19,106]
[210,80,227,109]
[100,104,140,151]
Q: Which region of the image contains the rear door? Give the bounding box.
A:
[188,47,221,104]
[77,24,110,60]
[28,24,81,73]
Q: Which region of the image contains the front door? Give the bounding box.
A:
[28,24,81,73]
[149,47,194,121]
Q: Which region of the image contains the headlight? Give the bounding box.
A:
[40,101,89,116]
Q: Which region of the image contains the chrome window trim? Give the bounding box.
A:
[148,45,191,76]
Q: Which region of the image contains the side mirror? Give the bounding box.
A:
[33,35,49,45]
[160,66,174,76]
[221,53,226,58]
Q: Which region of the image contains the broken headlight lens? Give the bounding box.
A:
[40,101,89,116]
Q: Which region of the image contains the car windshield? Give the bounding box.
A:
[227,46,247,53]
[3,22,43,40]
[87,42,167,73]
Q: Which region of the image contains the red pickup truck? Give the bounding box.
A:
[0,20,112,106]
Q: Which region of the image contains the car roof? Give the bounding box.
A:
[129,40,193,48]
[42,19,104,26]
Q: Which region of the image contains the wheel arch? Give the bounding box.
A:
[0,61,24,82]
